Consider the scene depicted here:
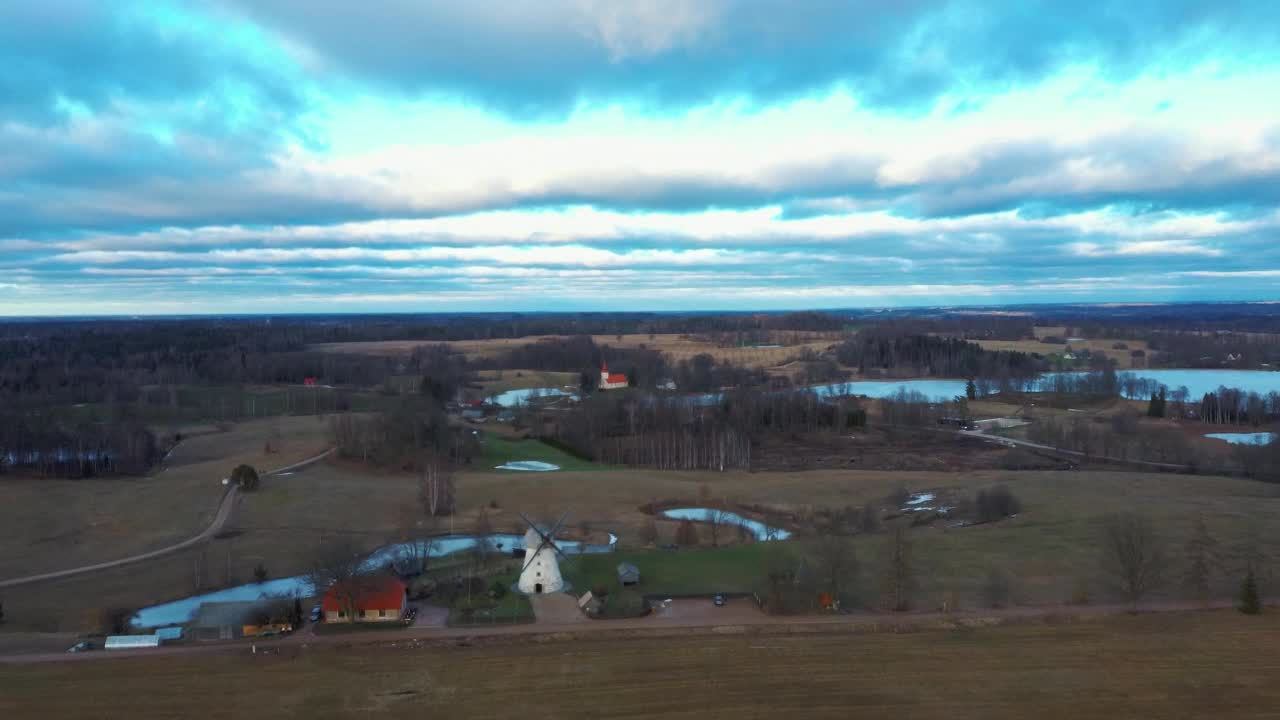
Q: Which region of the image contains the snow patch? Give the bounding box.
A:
[495,460,561,472]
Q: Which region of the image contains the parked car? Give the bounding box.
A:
[712,594,726,607]
[309,605,323,623]
[66,641,94,653]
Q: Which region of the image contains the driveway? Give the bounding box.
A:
[530,593,587,624]
[651,598,765,623]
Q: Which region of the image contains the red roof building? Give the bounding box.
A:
[599,361,629,390]
[320,575,406,623]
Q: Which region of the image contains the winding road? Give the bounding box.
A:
[956,425,1191,472]
[0,448,335,590]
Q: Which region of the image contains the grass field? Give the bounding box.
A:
[4,611,1279,718]
[0,416,331,581]
[476,434,606,472]
[566,544,772,597]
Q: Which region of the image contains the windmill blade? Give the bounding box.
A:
[547,511,571,539]
[516,511,538,530]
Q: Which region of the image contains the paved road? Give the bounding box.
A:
[0,448,335,590]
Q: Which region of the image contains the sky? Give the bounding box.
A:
[2,1,1279,315]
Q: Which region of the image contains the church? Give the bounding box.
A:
[598,361,629,390]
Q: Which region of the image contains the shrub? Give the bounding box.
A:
[974,485,1021,523]
[252,562,268,584]
[489,580,508,600]
[982,567,1014,608]
[591,583,610,599]
[230,464,260,491]
[887,486,911,508]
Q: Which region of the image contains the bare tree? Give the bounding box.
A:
[1182,516,1218,607]
[1100,512,1167,611]
[736,520,754,544]
[675,519,700,547]
[881,526,916,611]
[637,517,659,546]
[308,539,377,623]
[707,508,728,547]
[473,507,495,572]
[812,531,859,607]
[418,451,455,517]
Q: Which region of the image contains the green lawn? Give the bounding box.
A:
[476,433,610,472]
[564,543,787,597]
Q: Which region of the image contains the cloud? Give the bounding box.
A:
[1066,240,1224,257]
[215,0,1280,117]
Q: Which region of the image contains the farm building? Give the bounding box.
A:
[617,562,641,586]
[598,362,629,391]
[188,600,293,641]
[321,575,407,623]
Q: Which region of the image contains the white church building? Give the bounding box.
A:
[598,361,629,391]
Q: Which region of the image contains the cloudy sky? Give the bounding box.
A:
[3,1,1279,315]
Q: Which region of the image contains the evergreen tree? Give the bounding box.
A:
[965,378,977,400]
[1240,569,1261,615]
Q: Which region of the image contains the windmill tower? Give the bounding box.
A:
[517,512,568,594]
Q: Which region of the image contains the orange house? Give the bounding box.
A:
[321,576,407,623]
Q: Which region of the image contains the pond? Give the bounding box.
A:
[489,387,575,407]
[659,507,791,541]
[130,531,617,629]
[1205,432,1276,446]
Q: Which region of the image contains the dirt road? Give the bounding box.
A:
[3,595,1266,665]
[0,448,335,590]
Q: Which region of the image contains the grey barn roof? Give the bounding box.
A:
[189,601,262,628]
[616,562,640,581]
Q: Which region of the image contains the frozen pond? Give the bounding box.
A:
[1205,432,1276,445]
[131,531,617,629]
[494,460,560,471]
[660,507,791,541]
[489,387,574,407]
[811,379,971,401]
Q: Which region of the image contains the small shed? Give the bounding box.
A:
[616,562,641,586]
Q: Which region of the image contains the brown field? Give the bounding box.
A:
[0,416,330,582]
[311,332,839,369]
[473,369,580,395]
[5,611,1280,719]
[4,412,1279,634]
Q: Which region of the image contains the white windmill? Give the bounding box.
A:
[517,511,569,595]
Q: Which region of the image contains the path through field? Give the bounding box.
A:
[0,448,335,590]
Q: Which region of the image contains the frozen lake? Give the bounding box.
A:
[660,507,791,541]
[489,387,574,407]
[1205,432,1276,445]
[802,369,1280,402]
[131,531,616,629]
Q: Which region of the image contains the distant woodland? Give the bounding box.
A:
[2,305,1278,479]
